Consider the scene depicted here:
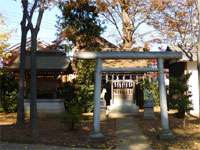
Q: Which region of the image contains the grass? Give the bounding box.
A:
[0,107,4,113]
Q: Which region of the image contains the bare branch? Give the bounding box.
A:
[21,0,28,26]
[104,0,121,18]
[29,0,38,20]
[103,8,123,40]
[177,44,193,61]
[101,14,115,24]
[35,2,45,32]
[132,19,145,35]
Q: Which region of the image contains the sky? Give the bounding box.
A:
[0,0,116,45]
[0,0,60,45]
[0,0,164,51]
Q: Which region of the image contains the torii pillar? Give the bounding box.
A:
[157,58,174,139]
[90,58,104,139]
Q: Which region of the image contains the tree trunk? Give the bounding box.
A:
[197,44,200,118]
[17,1,28,127]
[19,0,45,140]
[17,29,27,127]
[121,9,133,50]
[197,0,200,118]
[30,33,38,139]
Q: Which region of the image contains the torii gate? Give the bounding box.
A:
[74,51,182,139]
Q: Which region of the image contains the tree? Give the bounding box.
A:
[29,0,45,138]
[168,73,192,118]
[96,0,151,49]
[58,0,102,50]
[197,0,200,118]
[0,15,11,113]
[0,14,10,62]
[58,0,103,113]
[17,0,29,128]
[60,81,82,130]
[19,0,50,138]
[20,0,60,138]
[150,0,200,117]
[149,0,198,60]
[0,70,18,113]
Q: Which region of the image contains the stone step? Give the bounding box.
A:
[110,104,139,113]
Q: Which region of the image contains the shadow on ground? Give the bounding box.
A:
[0,113,116,149]
[1,109,200,150]
[135,111,200,150]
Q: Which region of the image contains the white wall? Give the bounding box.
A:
[24,99,65,115]
[187,62,200,117]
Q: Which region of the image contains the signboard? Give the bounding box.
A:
[112,80,135,104]
[113,80,133,89]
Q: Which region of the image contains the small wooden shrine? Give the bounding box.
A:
[3,40,73,114]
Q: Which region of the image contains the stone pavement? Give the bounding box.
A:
[0,113,152,150]
[113,113,153,150]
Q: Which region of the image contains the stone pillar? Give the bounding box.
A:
[111,74,114,104]
[130,74,132,80]
[116,75,119,80]
[90,58,104,139]
[136,75,139,83]
[123,74,125,80]
[157,58,174,139]
[111,74,114,80]
[105,73,108,82]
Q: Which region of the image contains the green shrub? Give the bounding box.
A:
[2,90,17,113]
[58,0,103,113]
[0,70,18,113]
[141,78,159,106]
[63,101,82,130]
[0,107,4,113]
[168,73,192,118]
[59,81,83,130]
[76,83,94,113]
[75,60,95,112]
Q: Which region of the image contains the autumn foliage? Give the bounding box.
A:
[0,15,10,61]
[149,0,198,60]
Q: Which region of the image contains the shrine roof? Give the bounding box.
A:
[166,45,197,62]
[3,39,71,73]
[76,36,149,68]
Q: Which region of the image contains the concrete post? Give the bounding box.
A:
[106,73,108,82]
[123,74,125,80]
[90,58,104,139]
[130,74,132,80]
[116,75,119,80]
[157,58,174,139]
[111,74,114,80]
[111,74,114,104]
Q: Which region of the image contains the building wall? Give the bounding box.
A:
[169,62,185,77]
[24,99,65,115]
[186,61,200,117]
[37,78,59,98]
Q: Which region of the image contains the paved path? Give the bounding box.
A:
[114,114,152,150]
